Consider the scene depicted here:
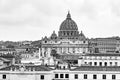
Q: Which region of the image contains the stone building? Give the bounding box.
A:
[78,53,120,66]
[90,37,120,53]
[0,62,120,80]
[40,12,89,59]
[38,12,90,65]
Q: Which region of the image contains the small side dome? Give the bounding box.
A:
[50,31,57,39]
[42,36,49,40]
[79,31,86,40]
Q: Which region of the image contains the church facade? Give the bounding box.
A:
[37,12,120,66]
[40,12,89,59]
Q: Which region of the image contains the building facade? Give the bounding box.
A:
[90,37,120,53]
[0,64,120,80]
[39,12,89,65]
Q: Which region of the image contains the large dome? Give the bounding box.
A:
[58,12,79,39]
[59,12,78,31]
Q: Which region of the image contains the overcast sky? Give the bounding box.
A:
[0,0,120,41]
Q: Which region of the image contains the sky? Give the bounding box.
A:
[0,0,120,41]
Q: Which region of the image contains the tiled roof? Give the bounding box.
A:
[0,57,10,62]
[0,55,15,58]
[71,66,120,71]
[0,49,16,51]
[59,54,81,60]
[0,64,53,71]
[84,53,120,56]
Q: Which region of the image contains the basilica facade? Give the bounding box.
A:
[40,12,89,59]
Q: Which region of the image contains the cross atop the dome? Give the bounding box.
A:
[67,11,71,19]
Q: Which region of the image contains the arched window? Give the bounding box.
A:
[104,62,107,66]
[44,41,47,43]
[99,62,102,66]
[110,62,112,66]
[71,32,73,36]
[115,62,118,66]
[94,62,97,66]
[67,32,69,36]
[64,32,66,36]
[89,62,92,66]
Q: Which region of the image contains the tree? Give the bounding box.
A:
[6,44,15,48]
[51,50,60,59]
[95,48,99,53]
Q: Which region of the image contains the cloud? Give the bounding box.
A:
[0,0,120,41]
[110,0,120,17]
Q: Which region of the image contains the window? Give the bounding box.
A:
[112,75,116,79]
[67,32,69,36]
[95,48,99,53]
[99,62,102,66]
[64,32,65,35]
[84,74,87,79]
[65,74,69,78]
[41,75,44,79]
[71,32,73,36]
[83,41,86,43]
[63,66,65,69]
[89,62,92,66]
[110,62,112,66]
[103,75,106,79]
[75,74,78,79]
[45,41,47,43]
[60,74,64,78]
[94,62,97,66]
[74,60,78,64]
[104,62,107,66]
[84,62,87,64]
[115,62,117,66]
[93,74,97,79]
[3,75,6,79]
[55,74,58,78]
